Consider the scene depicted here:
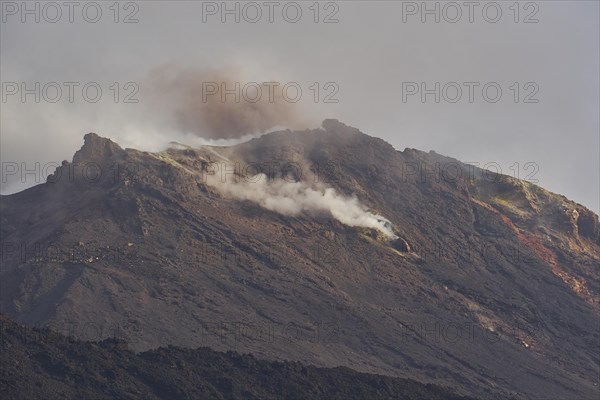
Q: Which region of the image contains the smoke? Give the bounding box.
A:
[144,66,315,140]
[208,173,398,239]
[144,66,396,236]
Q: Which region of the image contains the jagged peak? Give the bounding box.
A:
[72,133,123,164]
[321,118,351,132]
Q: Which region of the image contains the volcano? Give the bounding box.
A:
[1,120,598,399]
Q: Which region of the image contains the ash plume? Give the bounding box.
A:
[208,173,398,239]
[145,66,314,140]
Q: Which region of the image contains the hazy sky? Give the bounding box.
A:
[1,1,598,213]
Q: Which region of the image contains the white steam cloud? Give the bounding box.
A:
[208,174,398,239]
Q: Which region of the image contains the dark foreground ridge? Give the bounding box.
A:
[0,315,475,400]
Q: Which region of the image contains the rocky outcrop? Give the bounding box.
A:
[72,132,124,164]
[575,206,600,244]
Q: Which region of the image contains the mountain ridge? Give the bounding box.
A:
[1,120,598,399]
[0,314,478,400]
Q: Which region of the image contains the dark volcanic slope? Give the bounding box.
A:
[1,120,599,399]
[0,315,475,400]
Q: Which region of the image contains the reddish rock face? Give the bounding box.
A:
[1,121,598,400]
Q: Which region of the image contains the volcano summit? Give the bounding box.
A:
[1,120,598,399]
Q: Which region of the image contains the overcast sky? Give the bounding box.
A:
[1,1,598,213]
